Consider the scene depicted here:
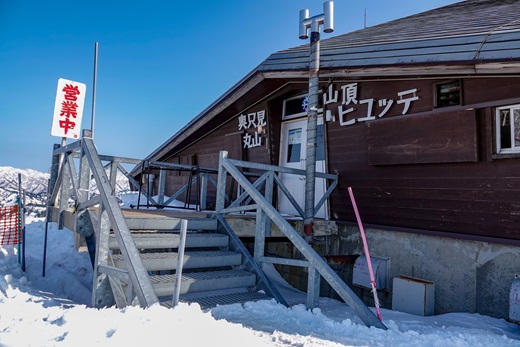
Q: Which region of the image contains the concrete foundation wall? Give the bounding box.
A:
[337,225,520,318]
[257,221,520,319]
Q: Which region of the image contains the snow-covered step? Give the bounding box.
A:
[150,269,256,297]
[112,251,242,271]
[161,291,272,309]
[108,233,229,250]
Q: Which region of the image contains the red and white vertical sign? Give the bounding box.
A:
[51,78,86,139]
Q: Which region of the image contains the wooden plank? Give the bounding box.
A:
[335,205,520,231]
[360,214,520,241]
[464,77,520,105]
[366,109,478,165]
[345,177,520,190]
[332,160,520,179]
[333,203,520,234]
[333,193,520,215]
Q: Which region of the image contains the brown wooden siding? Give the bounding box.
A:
[464,78,520,105]
[162,120,234,206]
[329,163,520,240]
[151,76,520,241]
[162,103,271,206]
[328,112,520,240]
[318,78,520,240]
[367,109,478,165]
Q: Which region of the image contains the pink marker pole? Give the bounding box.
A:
[348,187,382,321]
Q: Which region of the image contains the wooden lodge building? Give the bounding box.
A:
[132,0,520,319]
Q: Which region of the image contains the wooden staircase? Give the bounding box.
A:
[106,210,275,308]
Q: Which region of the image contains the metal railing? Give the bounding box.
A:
[46,133,235,308]
[218,157,337,219]
[215,151,386,329]
[47,130,158,308]
[172,219,188,307]
[136,160,222,211]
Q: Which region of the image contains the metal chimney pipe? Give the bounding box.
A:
[299,1,334,240]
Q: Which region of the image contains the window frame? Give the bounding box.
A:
[282,93,323,120]
[495,104,520,154]
[434,79,462,108]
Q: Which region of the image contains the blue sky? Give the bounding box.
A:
[0,0,460,172]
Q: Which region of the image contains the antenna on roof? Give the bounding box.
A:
[364,8,367,28]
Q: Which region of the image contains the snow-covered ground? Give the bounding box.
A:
[1,218,520,346]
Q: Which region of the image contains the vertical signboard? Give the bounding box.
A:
[51,78,86,139]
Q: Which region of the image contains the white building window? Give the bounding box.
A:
[496,104,520,153]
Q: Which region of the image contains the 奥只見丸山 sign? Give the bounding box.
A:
[51,78,86,139]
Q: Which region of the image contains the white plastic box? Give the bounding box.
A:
[392,276,435,316]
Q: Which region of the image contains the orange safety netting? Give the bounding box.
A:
[0,205,21,245]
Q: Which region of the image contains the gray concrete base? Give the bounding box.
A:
[261,222,520,319]
[337,225,520,319]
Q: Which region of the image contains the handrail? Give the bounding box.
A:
[135,160,233,211]
[50,144,213,212]
[221,158,337,219]
[216,151,386,330]
[172,219,188,307]
[48,130,159,308]
[81,136,158,307]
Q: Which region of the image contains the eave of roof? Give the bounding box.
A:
[139,63,264,166]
